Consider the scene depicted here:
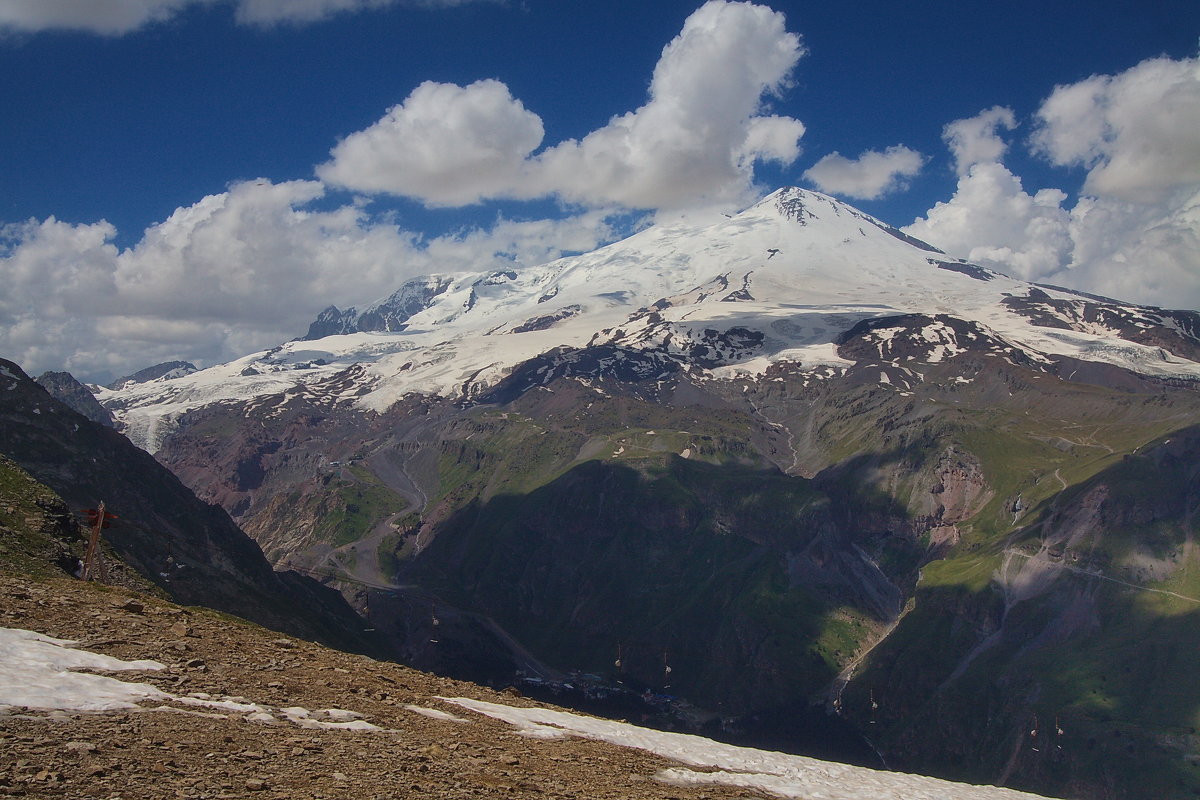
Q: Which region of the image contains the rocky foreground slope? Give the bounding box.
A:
[1,571,1051,800]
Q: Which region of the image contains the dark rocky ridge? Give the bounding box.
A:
[0,358,387,660]
[302,275,454,340]
[35,370,115,427]
[108,360,197,390]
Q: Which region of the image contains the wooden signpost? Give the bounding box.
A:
[80,502,117,582]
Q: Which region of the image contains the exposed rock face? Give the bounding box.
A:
[1003,287,1200,362]
[0,454,89,577]
[108,360,197,390]
[35,370,115,428]
[301,275,454,339]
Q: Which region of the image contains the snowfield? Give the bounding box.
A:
[96,188,1200,452]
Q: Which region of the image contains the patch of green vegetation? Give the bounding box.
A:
[952,394,1196,539]
[919,553,1001,593]
[431,403,776,523]
[313,465,407,547]
[0,455,84,578]
[376,511,421,577]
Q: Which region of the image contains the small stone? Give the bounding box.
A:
[245,778,267,791]
[113,599,144,614]
[332,772,349,782]
[63,741,98,753]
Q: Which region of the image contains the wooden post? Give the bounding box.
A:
[81,501,109,582]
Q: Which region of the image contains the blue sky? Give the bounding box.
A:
[2,0,1198,381]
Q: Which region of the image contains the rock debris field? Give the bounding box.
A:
[0,574,1049,800]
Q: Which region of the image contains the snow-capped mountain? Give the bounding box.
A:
[81,187,1200,800]
[99,187,1200,451]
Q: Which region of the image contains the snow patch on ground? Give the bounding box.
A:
[0,627,377,731]
[444,697,1051,800]
[280,706,382,731]
[0,628,168,712]
[404,704,470,723]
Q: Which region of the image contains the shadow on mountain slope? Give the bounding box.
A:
[380,454,927,765]
[847,425,1200,800]
[0,358,386,659]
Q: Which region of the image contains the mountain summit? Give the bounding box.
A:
[100,187,1200,451]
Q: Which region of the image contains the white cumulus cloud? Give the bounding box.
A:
[1061,188,1200,306]
[319,0,807,212]
[942,106,1017,176]
[0,181,618,382]
[1032,56,1200,203]
[907,56,1200,311]
[318,80,545,206]
[802,145,924,200]
[904,162,1073,281]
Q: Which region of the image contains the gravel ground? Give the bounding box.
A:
[0,573,767,800]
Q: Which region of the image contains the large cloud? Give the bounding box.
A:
[1032,56,1200,203]
[904,162,1073,281]
[801,146,924,200]
[0,181,616,382]
[1062,188,1200,305]
[942,106,1016,176]
[0,0,474,34]
[319,0,807,211]
[318,80,545,206]
[906,56,1200,311]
